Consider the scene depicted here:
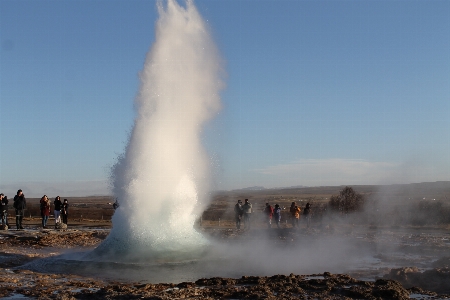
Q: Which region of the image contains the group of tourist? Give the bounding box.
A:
[234,199,312,230]
[288,201,312,228]
[40,195,69,229]
[0,189,69,230]
[234,199,253,229]
[1,189,27,230]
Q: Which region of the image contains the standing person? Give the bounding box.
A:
[273,204,282,228]
[54,196,62,226]
[264,203,274,228]
[242,199,252,229]
[289,202,296,227]
[13,189,26,230]
[1,194,9,228]
[234,199,243,229]
[112,199,119,210]
[289,202,301,228]
[303,202,312,228]
[61,199,69,225]
[40,195,51,228]
[294,205,301,228]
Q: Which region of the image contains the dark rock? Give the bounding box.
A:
[385,267,450,294]
[373,279,410,300]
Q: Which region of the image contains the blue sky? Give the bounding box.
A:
[1,0,449,197]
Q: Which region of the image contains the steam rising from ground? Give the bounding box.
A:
[94,0,223,260]
[85,0,449,282]
[89,0,365,272]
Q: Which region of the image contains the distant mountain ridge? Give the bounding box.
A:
[236,186,266,191]
[227,181,450,195]
[233,185,307,191]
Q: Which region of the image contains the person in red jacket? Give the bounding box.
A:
[264,203,274,228]
[40,195,50,228]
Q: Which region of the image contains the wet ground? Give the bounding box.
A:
[0,224,449,299]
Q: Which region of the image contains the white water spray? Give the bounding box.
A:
[94,0,223,261]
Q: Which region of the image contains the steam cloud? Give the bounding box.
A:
[88,0,374,276]
[94,0,223,261]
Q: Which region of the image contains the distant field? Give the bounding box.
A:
[14,181,450,227]
[21,196,115,223]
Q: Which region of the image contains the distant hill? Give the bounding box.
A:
[220,181,450,200]
[235,186,266,191]
[278,185,306,189]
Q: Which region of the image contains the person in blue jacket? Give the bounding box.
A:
[273,204,282,228]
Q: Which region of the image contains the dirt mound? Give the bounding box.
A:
[1,227,450,299]
[0,271,417,299]
[385,266,450,294]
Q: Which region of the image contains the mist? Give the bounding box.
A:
[85,0,448,284]
[92,0,223,260]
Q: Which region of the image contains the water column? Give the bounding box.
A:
[93,0,223,261]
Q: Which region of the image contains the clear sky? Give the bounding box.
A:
[1,0,449,197]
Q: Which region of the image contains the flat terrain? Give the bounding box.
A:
[1,182,450,299]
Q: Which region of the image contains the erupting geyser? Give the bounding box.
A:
[93,0,223,261]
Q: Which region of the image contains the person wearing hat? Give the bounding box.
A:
[13,189,26,230]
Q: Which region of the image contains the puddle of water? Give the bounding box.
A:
[409,293,435,299]
[1,293,33,299]
[70,287,100,293]
[304,276,325,280]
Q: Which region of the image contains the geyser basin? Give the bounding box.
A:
[93,0,223,261]
[21,226,450,286]
[90,174,210,262]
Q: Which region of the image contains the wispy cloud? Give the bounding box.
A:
[252,158,446,187]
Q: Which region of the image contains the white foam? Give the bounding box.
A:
[94,0,223,261]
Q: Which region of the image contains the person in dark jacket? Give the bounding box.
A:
[112,199,119,210]
[1,193,9,227]
[234,200,243,229]
[273,204,282,228]
[61,199,69,225]
[303,202,312,228]
[54,196,62,225]
[13,189,26,230]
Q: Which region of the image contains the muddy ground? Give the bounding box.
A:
[1,184,450,299]
[0,222,449,299]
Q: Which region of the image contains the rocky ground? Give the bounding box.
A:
[0,224,449,299]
